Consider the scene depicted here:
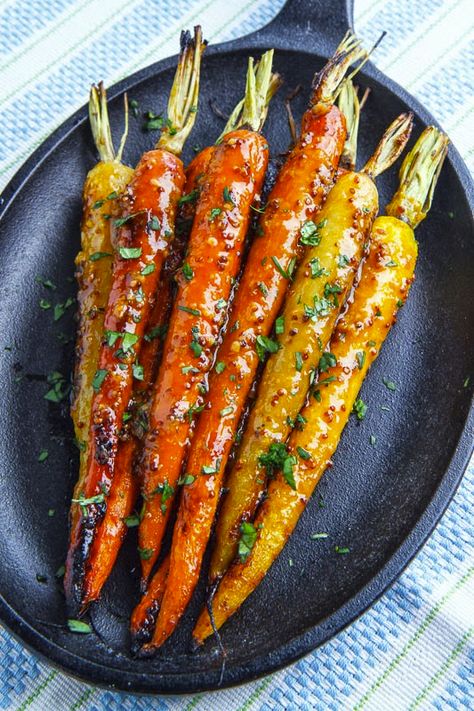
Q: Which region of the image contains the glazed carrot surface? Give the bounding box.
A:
[193,215,419,644]
[65,22,451,657]
[80,144,214,609]
[66,26,205,611]
[209,111,413,585]
[136,40,370,647]
[137,128,269,584]
[69,84,134,558]
[65,150,185,608]
[193,124,448,645]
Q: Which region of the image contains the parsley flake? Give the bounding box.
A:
[255,335,279,361]
[119,246,142,259]
[238,522,257,563]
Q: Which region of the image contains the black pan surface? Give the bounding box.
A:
[0,0,473,695]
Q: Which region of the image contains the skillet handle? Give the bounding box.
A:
[253,0,354,53]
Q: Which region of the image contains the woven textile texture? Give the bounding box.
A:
[0,0,473,709]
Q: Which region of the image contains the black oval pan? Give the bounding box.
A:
[0,0,473,696]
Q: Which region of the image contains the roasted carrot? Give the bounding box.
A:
[209,110,413,587]
[135,52,370,652]
[193,127,449,644]
[79,60,281,610]
[137,51,278,587]
[65,27,205,612]
[70,85,134,543]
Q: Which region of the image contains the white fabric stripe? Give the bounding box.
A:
[0,0,93,72]
[0,0,138,107]
[360,570,473,710]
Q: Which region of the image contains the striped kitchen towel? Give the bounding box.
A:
[0,0,473,709]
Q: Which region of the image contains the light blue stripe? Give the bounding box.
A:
[0,0,77,55]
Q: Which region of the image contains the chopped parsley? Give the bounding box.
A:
[255,334,279,361]
[335,546,350,554]
[178,474,195,486]
[90,251,112,261]
[238,522,257,563]
[186,403,204,422]
[287,413,307,430]
[258,442,297,490]
[179,305,201,316]
[202,459,221,475]
[271,255,295,280]
[318,352,337,372]
[324,282,343,306]
[352,398,367,420]
[67,619,92,634]
[209,207,222,221]
[92,369,107,392]
[124,513,140,528]
[300,218,327,246]
[147,216,160,231]
[182,263,194,281]
[36,276,56,290]
[296,446,311,460]
[144,324,167,342]
[181,365,199,375]
[121,332,139,352]
[275,316,285,334]
[44,371,70,402]
[190,326,202,357]
[215,361,226,374]
[383,377,397,391]
[295,351,303,372]
[178,188,199,205]
[338,254,350,267]
[138,547,153,560]
[223,186,234,204]
[309,258,328,279]
[119,246,142,259]
[304,295,333,320]
[141,263,155,276]
[153,480,174,513]
[53,297,74,321]
[132,363,144,380]
[38,449,49,463]
[115,210,146,228]
[129,98,139,117]
[258,281,268,296]
[356,351,366,370]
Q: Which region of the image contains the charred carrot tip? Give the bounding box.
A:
[311,31,368,107]
[158,25,206,155]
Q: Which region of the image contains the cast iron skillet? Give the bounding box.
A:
[0,0,473,695]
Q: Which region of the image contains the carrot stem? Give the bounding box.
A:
[157,26,206,155]
[386,126,449,228]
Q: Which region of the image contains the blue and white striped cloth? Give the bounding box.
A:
[1,1,473,709]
